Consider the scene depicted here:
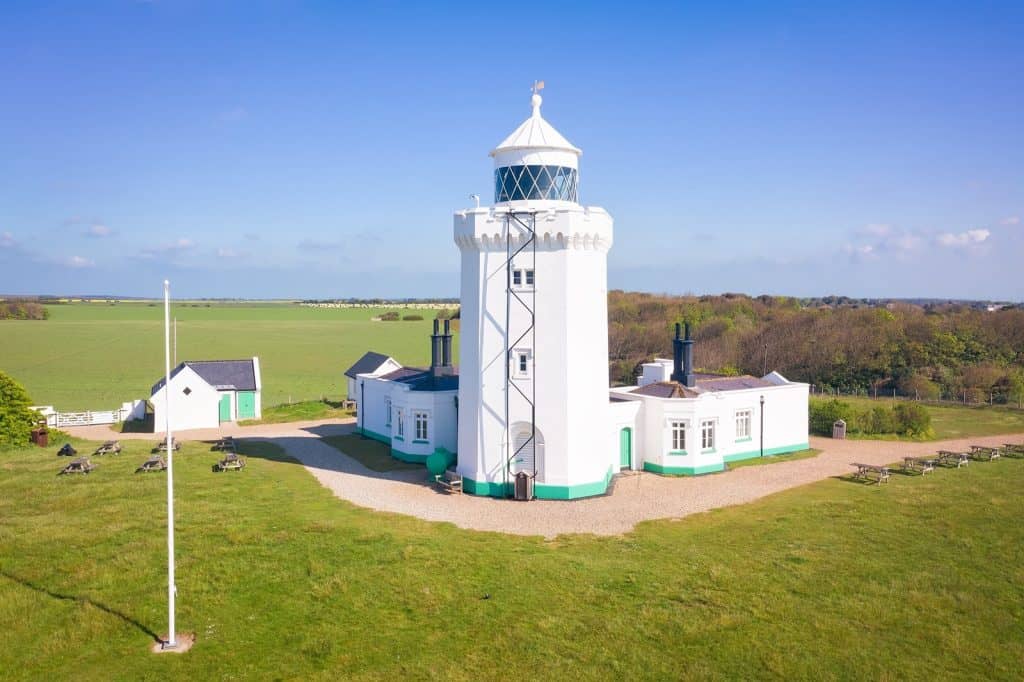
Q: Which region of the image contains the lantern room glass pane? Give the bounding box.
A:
[494,165,578,203]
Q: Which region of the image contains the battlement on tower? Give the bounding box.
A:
[453,205,613,253]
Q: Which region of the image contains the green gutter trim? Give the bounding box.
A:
[722,442,811,463]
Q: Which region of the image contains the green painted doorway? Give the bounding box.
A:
[237,391,256,420]
[619,427,632,469]
[218,394,232,422]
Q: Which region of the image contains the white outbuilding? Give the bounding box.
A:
[149,357,262,432]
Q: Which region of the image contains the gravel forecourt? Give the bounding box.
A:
[67,419,1024,539]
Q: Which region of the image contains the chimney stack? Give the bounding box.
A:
[670,322,696,388]
[441,319,453,369]
[431,318,454,378]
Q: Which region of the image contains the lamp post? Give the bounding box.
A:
[759,394,765,458]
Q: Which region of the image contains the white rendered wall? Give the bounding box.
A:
[150,365,220,432]
[359,374,457,460]
[454,204,614,496]
[610,382,810,474]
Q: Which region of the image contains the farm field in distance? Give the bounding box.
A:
[0,436,1021,678]
[0,302,454,411]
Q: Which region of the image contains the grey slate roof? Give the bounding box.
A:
[344,351,394,379]
[630,374,774,399]
[151,359,257,394]
[379,367,460,392]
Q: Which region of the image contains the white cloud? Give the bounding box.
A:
[141,238,196,259]
[936,229,990,248]
[857,223,892,238]
[216,247,250,259]
[0,231,16,248]
[1002,216,1020,226]
[66,255,95,268]
[85,224,113,238]
[843,223,923,260]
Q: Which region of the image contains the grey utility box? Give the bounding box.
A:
[832,419,847,439]
[514,471,534,501]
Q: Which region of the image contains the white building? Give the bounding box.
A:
[352,88,809,499]
[344,352,401,404]
[149,357,262,432]
[354,321,458,463]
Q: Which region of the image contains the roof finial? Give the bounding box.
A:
[531,80,545,117]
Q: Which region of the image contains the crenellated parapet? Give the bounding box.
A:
[453,205,613,253]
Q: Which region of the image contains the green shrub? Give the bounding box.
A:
[893,403,932,437]
[379,311,400,321]
[0,371,40,447]
[402,314,424,321]
[809,399,855,436]
[866,406,896,434]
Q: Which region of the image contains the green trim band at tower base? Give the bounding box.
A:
[462,467,614,500]
[390,448,428,464]
[722,442,811,463]
[643,461,725,476]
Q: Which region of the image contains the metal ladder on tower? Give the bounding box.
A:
[503,210,537,499]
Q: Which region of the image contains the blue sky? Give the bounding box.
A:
[1,1,1021,300]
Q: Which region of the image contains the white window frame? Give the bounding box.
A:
[413,411,429,442]
[512,349,531,379]
[385,399,392,427]
[735,409,752,440]
[668,420,687,453]
[395,408,404,439]
[701,419,716,451]
[524,269,535,286]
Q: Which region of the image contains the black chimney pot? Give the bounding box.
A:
[441,319,453,368]
[670,322,696,387]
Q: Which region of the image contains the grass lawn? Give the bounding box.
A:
[1,436,1023,679]
[239,399,355,426]
[320,434,422,472]
[726,448,822,470]
[0,302,454,411]
[810,395,1024,441]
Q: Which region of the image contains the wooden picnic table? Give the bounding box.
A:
[850,462,890,484]
[154,438,181,453]
[214,452,245,472]
[212,436,236,452]
[93,440,121,456]
[434,469,463,494]
[1001,443,1024,456]
[902,456,935,474]
[136,455,167,473]
[60,457,95,475]
[936,450,970,468]
[969,445,1000,461]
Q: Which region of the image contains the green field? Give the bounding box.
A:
[1,436,1022,679]
[0,303,455,410]
[810,395,1024,441]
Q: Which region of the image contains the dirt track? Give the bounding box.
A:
[65,420,1024,538]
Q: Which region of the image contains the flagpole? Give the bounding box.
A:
[163,280,177,649]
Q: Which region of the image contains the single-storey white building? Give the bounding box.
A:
[355,321,458,464]
[344,351,400,404]
[150,357,262,432]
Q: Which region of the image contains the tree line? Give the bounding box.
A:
[0,298,48,320]
[607,291,1024,405]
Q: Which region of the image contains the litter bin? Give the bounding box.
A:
[31,427,49,448]
[514,471,534,501]
[832,419,847,440]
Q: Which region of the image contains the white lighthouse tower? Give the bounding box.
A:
[454,86,616,499]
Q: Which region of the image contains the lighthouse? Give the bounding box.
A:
[454,86,616,499]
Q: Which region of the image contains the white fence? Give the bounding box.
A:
[31,404,137,428]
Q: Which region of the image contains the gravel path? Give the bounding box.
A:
[66,420,1024,539]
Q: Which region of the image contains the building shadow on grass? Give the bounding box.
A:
[0,568,161,642]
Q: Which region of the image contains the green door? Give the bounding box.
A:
[619,427,632,469]
[236,391,256,420]
[218,394,232,422]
